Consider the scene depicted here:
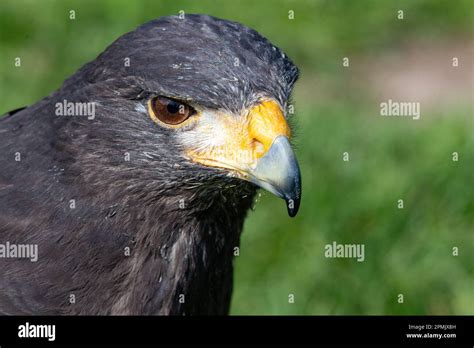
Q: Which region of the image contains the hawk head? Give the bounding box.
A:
[57,14,301,216]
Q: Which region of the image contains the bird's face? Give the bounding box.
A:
[69,15,301,216]
[147,95,301,216]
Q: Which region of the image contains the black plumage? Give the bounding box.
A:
[0,14,299,315]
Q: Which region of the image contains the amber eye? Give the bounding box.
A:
[148,96,195,125]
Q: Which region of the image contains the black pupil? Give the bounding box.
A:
[166,100,181,114]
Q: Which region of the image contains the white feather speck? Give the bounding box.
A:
[134,103,147,114]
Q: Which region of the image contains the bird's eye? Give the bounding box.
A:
[149,96,195,126]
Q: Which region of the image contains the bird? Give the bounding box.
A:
[0,14,301,315]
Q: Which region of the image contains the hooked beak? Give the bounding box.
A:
[185,99,302,217]
[248,136,301,217]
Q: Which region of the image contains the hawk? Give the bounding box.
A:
[0,14,301,315]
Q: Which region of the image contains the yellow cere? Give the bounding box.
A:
[186,99,291,174]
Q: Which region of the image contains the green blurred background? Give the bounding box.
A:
[1,0,472,314]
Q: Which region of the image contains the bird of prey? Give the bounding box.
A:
[0,14,301,315]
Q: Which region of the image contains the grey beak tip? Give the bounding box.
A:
[286,196,300,217]
[284,171,301,217]
[249,135,302,218]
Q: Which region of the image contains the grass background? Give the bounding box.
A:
[1,0,472,314]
